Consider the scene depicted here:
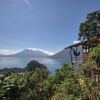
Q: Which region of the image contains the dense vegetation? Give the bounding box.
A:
[0,57,100,100]
[78,10,100,41]
[91,45,100,67]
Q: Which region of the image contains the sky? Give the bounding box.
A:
[0,0,100,54]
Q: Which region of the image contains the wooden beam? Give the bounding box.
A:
[65,37,100,49]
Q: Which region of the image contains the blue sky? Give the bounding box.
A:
[0,0,100,54]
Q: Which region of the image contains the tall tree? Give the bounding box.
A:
[79,10,100,41]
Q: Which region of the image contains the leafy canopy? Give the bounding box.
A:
[79,10,100,41]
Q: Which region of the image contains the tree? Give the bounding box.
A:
[91,45,100,67]
[1,62,100,100]
[22,68,49,100]
[3,85,20,100]
[79,10,100,41]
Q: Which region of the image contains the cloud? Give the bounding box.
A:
[73,40,80,44]
[24,0,31,8]
[28,48,54,55]
[0,48,54,55]
[0,50,21,55]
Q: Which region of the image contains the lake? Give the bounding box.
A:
[0,57,68,73]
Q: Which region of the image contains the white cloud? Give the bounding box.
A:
[28,48,54,55]
[0,48,54,55]
[73,40,80,44]
[0,50,21,55]
[24,0,31,8]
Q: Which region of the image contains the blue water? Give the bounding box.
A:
[0,57,67,73]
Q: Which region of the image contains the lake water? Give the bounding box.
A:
[0,57,68,73]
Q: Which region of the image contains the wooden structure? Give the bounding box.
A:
[84,68,100,78]
[65,37,100,100]
[65,37,100,64]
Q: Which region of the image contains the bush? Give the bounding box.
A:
[91,45,100,67]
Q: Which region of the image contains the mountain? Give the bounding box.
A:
[1,49,49,57]
[0,54,6,57]
[50,46,83,63]
[50,49,70,59]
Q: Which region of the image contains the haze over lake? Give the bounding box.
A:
[0,47,83,73]
[0,57,67,73]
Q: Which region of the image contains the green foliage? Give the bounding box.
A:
[0,68,49,100]
[0,63,100,100]
[91,45,100,67]
[79,10,100,41]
